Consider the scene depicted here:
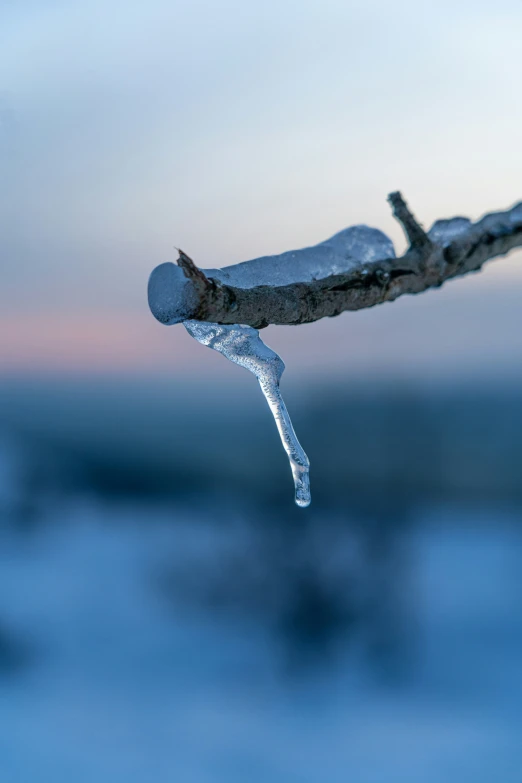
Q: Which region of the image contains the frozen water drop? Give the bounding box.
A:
[429,218,471,246]
[509,203,522,225]
[375,268,390,284]
[184,320,311,507]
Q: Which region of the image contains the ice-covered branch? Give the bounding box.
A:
[148,193,522,329]
[148,192,522,507]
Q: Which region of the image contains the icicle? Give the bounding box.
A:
[184,320,311,507]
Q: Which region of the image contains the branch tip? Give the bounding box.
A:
[176,248,211,289]
[388,191,431,250]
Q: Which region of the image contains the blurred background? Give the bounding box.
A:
[2,1,522,781]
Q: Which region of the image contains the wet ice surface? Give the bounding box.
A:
[509,203,522,225]
[184,321,310,507]
[207,225,396,290]
[1,502,522,783]
[428,217,472,246]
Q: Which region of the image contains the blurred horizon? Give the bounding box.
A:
[2,256,522,380]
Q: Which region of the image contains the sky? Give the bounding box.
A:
[1,0,522,380]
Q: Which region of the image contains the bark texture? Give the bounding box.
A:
[149,193,522,329]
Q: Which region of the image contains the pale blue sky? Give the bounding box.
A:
[1,0,521,377]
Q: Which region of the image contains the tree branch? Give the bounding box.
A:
[387,191,431,251]
[148,193,522,329]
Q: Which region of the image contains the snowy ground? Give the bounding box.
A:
[0,498,521,783]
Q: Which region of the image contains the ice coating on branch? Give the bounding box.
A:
[208,225,396,289]
[509,203,522,226]
[184,320,311,507]
[429,205,522,245]
[148,225,396,325]
[428,218,471,246]
[148,262,195,325]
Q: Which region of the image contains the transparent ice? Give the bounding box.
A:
[428,217,471,246]
[208,224,396,290]
[509,203,522,226]
[184,320,311,508]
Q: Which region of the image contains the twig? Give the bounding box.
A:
[148,193,522,328]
